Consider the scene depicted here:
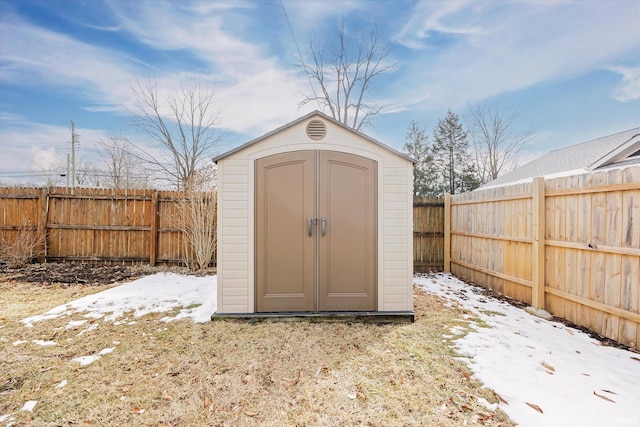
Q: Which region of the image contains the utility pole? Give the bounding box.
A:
[71,121,76,194]
[66,153,70,188]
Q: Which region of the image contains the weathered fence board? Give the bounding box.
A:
[412,197,444,272]
[445,165,640,351]
[0,187,216,266]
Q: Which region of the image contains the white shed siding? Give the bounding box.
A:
[216,115,413,314]
[380,161,413,311]
[217,159,251,313]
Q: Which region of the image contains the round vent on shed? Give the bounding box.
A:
[306,119,327,140]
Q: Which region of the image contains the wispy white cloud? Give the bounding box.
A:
[0,14,139,113]
[395,1,481,49]
[104,1,311,135]
[609,65,640,102]
[0,120,108,174]
[0,2,312,136]
[281,0,366,32]
[392,1,640,111]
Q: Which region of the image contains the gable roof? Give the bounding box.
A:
[212,110,415,163]
[483,127,640,188]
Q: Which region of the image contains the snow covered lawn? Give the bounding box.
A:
[416,273,640,427]
[2,271,638,426]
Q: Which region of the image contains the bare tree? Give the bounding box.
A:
[467,102,534,184]
[299,20,395,131]
[97,135,151,189]
[74,158,99,187]
[130,79,223,190]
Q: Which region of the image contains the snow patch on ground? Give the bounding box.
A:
[21,273,217,326]
[21,401,37,412]
[32,340,56,346]
[416,273,640,427]
[73,347,116,366]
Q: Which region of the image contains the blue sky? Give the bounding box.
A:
[1,0,639,186]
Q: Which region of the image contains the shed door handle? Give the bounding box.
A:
[307,218,313,237]
[321,217,327,236]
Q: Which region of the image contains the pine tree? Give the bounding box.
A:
[402,121,438,197]
[432,110,480,194]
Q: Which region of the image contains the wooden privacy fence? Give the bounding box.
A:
[444,165,640,351]
[413,197,445,272]
[0,187,216,265]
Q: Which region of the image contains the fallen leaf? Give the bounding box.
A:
[525,402,543,413]
[631,356,640,362]
[495,392,508,404]
[282,378,298,388]
[356,391,366,401]
[132,407,145,414]
[461,404,473,411]
[244,410,257,417]
[601,389,617,395]
[576,350,581,354]
[161,390,173,401]
[541,362,555,372]
[204,394,211,408]
[593,391,615,403]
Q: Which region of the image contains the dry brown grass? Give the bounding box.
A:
[1,280,514,426]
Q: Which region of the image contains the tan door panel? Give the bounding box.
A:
[255,151,315,312]
[256,150,376,313]
[318,151,376,311]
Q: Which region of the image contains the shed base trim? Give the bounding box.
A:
[211,311,414,323]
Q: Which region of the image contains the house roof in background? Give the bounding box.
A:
[483,127,640,188]
[213,110,415,164]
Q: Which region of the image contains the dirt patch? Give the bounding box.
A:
[0,268,513,426]
[0,261,216,286]
[0,262,157,285]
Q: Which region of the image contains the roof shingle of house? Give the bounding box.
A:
[483,127,640,188]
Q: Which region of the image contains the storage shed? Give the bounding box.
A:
[212,111,414,319]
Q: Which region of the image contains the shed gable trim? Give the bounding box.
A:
[212,110,415,164]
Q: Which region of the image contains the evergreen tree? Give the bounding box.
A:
[402,121,438,197]
[432,110,480,194]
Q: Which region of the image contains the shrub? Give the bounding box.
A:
[0,223,46,268]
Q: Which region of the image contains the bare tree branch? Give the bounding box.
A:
[97,135,152,189]
[129,78,224,190]
[467,101,534,184]
[298,20,396,131]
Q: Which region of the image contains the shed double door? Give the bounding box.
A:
[256,150,376,312]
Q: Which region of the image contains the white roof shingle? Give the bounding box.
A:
[483,127,640,188]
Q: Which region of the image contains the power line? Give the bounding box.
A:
[279,0,320,110]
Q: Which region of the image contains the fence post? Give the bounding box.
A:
[444,193,452,273]
[150,191,159,266]
[37,187,48,262]
[532,177,546,309]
